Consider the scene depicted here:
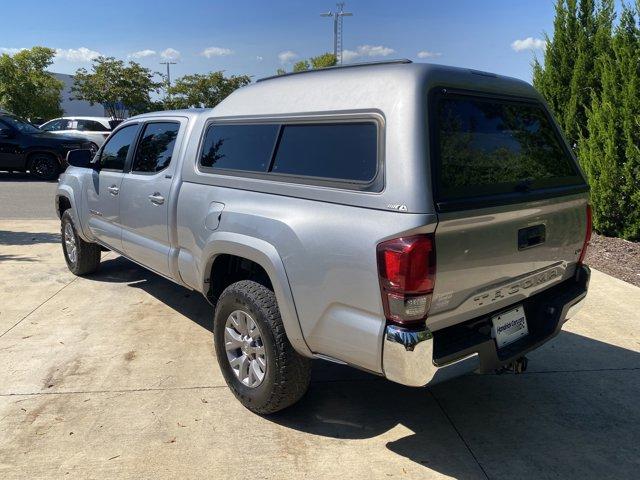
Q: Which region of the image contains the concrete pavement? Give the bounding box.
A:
[0,219,639,479]
[0,173,58,219]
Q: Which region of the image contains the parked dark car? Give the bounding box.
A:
[0,112,93,180]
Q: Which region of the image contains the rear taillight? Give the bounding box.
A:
[377,234,436,326]
[578,204,592,265]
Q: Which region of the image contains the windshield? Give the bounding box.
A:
[1,115,42,134]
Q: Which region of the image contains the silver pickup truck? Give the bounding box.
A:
[56,60,591,414]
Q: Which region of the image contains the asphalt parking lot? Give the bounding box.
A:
[1,175,640,479]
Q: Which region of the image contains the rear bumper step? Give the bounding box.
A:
[382,265,590,387]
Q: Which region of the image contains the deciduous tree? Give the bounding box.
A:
[0,46,63,120]
[276,52,337,75]
[72,57,161,119]
[164,71,251,109]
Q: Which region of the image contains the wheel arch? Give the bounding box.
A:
[200,232,313,357]
[55,185,93,243]
[26,149,62,169]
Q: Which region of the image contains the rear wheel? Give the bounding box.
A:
[61,210,101,275]
[213,280,311,414]
[30,153,59,180]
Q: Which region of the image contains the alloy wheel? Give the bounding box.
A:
[33,157,56,179]
[64,222,77,265]
[224,310,267,388]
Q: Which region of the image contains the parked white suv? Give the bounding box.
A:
[40,117,113,153]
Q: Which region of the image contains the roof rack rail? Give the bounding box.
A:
[257,58,413,83]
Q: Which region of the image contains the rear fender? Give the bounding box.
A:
[200,231,313,357]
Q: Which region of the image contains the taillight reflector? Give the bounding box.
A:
[578,204,592,265]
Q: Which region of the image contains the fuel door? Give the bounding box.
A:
[204,202,225,231]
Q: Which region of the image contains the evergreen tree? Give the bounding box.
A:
[578,4,640,239]
[534,0,614,149]
[533,0,579,138]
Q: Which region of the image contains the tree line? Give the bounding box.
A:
[0,47,253,120]
[0,47,336,123]
[534,0,640,240]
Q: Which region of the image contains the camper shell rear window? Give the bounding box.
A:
[430,89,588,211]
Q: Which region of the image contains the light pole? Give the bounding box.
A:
[160,61,177,98]
[321,3,353,64]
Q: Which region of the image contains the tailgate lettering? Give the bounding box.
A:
[473,268,559,306]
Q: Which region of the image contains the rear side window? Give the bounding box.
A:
[132,122,180,173]
[271,123,377,182]
[433,93,583,202]
[99,124,138,171]
[200,124,278,171]
[199,121,378,185]
[77,120,110,132]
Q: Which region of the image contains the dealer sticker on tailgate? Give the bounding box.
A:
[491,306,528,349]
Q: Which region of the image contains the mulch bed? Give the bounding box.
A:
[585,232,640,288]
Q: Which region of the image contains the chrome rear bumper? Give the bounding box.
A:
[382,265,590,387]
[382,325,479,387]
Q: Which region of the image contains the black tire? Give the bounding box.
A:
[61,210,101,275]
[29,153,60,181]
[214,280,312,414]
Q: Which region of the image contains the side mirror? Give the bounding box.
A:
[66,149,98,169]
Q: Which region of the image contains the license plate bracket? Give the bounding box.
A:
[491,305,528,349]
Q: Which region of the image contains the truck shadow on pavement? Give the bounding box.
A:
[0,172,57,183]
[0,230,60,246]
[91,256,640,480]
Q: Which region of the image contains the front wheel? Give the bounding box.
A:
[214,280,312,414]
[61,210,101,275]
[30,153,60,180]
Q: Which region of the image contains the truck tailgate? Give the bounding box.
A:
[428,195,588,331]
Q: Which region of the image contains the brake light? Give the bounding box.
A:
[578,204,592,265]
[377,234,436,325]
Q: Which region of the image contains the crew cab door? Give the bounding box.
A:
[119,119,184,277]
[84,123,140,251]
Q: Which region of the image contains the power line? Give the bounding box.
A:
[320,3,353,65]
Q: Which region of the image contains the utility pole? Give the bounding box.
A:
[160,61,177,98]
[320,3,353,65]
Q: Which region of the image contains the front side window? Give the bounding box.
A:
[132,122,180,173]
[41,119,70,131]
[200,124,278,171]
[434,93,583,201]
[271,123,377,182]
[1,115,42,134]
[99,124,138,171]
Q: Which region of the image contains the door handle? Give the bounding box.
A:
[107,185,119,196]
[148,193,165,205]
[518,224,546,250]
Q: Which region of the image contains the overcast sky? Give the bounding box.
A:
[1,0,564,83]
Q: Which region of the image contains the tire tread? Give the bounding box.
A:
[61,210,101,275]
